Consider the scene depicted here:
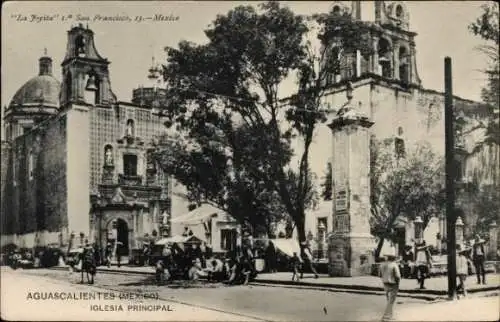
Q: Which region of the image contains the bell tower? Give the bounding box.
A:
[60,24,116,107]
[373,1,421,86]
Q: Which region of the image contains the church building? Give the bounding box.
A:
[302,1,498,276]
[1,24,176,256]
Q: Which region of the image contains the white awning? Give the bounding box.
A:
[171,204,228,225]
[155,235,187,245]
[270,238,301,258]
[155,234,203,246]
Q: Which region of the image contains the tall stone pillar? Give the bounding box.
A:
[327,82,376,277]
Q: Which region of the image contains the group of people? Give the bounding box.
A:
[380,234,490,321]
[291,241,319,281]
[154,241,258,286]
[399,235,489,290]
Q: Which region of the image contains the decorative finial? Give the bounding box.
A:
[86,23,89,29]
[43,47,47,56]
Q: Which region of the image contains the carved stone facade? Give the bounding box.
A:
[1,25,173,254]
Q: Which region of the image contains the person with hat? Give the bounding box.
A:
[379,249,401,322]
[472,235,486,284]
[456,244,470,298]
[414,239,432,289]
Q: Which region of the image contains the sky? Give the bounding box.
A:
[1,1,492,104]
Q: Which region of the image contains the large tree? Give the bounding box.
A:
[370,139,446,258]
[464,2,499,240]
[469,2,499,107]
[469,2,499,145]
[154,2,372,242]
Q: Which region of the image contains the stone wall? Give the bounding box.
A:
[305,78,496,240]
[0,113,68,247]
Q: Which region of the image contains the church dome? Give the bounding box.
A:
[8,55,60,109]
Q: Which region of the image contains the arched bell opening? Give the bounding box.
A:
[378,38,392,78]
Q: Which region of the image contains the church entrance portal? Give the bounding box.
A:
[107,218,129,257]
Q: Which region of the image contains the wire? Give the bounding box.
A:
[171,86,331,114]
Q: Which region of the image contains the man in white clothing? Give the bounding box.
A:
[379,250,401,321]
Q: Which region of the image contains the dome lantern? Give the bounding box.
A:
[39,48,53,76]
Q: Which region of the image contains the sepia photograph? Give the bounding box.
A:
[1,1,499,321]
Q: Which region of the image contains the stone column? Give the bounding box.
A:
[489,221,498,260]
[327,82,375,277]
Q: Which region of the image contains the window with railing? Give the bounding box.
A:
[123,154,138,176]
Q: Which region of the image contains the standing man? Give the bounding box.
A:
[401,245,414,278]
[300,241,319,279]
[414,239,432,289]
[379,250,401,322]
[266,241,277,273]
[472,235,486,285]
[105,242,112,268]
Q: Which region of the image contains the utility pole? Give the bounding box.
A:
[444,57,457,300]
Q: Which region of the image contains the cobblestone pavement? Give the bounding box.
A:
[6,267,498,321]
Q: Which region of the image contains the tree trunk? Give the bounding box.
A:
[295,216,307,244]
[374,238,385,259]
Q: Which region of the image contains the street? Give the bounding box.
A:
[0,267,447,321]
[2,267,498,321]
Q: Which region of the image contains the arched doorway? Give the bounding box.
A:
[107,218,129,257]
[116,218,129,256]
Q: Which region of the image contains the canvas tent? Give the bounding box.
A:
[171,204,228,226]
[270,238,301,257]
[155,235,202,246]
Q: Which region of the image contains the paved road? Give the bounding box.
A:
[1,268,257,321]
[2,267,426,321]
[3,267,497,321]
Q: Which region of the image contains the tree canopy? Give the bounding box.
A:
[154,2,372,241]
[370,138,445,258]
[469,2,499,143]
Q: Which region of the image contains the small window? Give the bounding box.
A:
[317,217,328,238]
[75,35,86,56]
[396,5,403,19]
[123,154,137,176]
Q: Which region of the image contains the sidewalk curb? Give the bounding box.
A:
[254,278,500,297]
[250,282,439,301]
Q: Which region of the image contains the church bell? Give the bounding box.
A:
[85,75,98,91]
